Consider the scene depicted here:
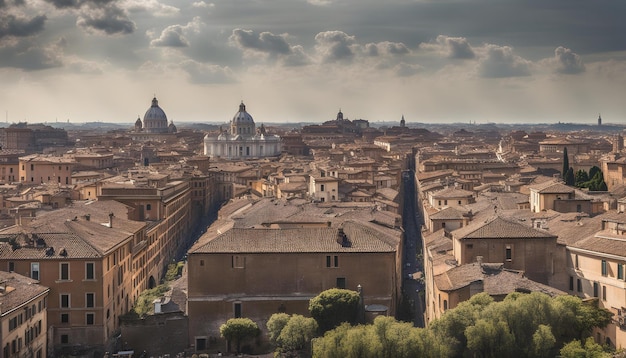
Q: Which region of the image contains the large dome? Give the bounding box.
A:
[232,102,254,124]
[143,97,169,133]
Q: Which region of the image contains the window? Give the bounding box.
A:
[601,260,607,276]
[146,204,151,211]
[61,313,69,323]
[577,279,582,292]
[444,200,448,205]
[61,335,69,344]
[234,303,242,318]
[232,256,245,268]
[602,286,607,301]
[8,261,14,272]
[200,260,204,266]
[505,245,512,261]
[31,263,39,280]
[86,293,95,308]
[438,200,442,206]
[86,262,95,280]
[619,264,624,280]
[196,338,207,351]
[320,184,325,192]
[60,294,70,308]
[569,276,574,291]
[593,282,599,297]
[86,313,95,325]
[443,300,448,310]
[458,200,462,205]
[326,255,339,268]
[336,277,346,289]
[575,255,579,269]
[60,263,69,280]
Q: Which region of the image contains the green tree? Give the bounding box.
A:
[565,167,575,186]
[267,313,290,346]
[276,314,318,353]
[560,337,610,358]
[219,318,260,353]
[532,324,556,358]
[588,166,601,181]
[562,147,570,179]
[465,319,516,358]
[309,288,360,332]
[575,169,589,187]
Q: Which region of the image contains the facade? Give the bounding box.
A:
[566,216,626,348]
[18,154,75,186]
[0,151,21,184]
[187,221,402,352]
[428,186,475,210]
[0,201,146,354]
[308,176,339,202]
[528,181,575,213]
[203,102,281,159]
[0,271,49,358]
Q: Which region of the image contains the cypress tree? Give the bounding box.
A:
[562,147,569,180]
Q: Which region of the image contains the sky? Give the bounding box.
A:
[1,0,626,125]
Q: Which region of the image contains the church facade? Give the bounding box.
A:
[203,102,282,159]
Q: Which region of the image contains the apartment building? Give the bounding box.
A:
[18,155,75,186]
[0,201,145,354]
[0,271,49,358]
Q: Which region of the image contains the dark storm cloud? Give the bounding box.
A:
[151,25,189,47]
[314,31,355,63]
[76,4,135,35]
[0,39,62,70]
[478,44,531,78]
[230,29,292,55]
[0,14,46,38]
[553,46,585,74]
[440,36,474,59]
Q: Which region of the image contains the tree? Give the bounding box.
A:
[575,169,589,187]
[220,318,260,353]
[588,166,600,181]
[562,147,570,179]
[559,337,610,358]
[309,288,360,332]
[267,313,290,346]
[565,167,575,186]
[465,319,516,357]
[276,314,318,353]
[532,324,557,358]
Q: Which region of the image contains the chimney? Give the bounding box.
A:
[108,212,114,228]
[337,227,351,247]
[476,255,483,267]
[85,214,90,221]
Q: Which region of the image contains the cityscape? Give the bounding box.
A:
[2,0,626,357]
[0,97,624,357]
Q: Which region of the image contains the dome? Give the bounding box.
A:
[143,97,169,133]
[232,102,254,124]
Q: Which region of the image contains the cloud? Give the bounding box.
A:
[314,30,356,63]
[191,1,213,9]
[476,44,531,78]
[151,25,189,47]
[123,0,179,17]
[420,35,475,59]
[76,3,135,35]
[230,29,292,56]
[394,63,421,77]
[552,46,585,74]
[365,41,410,57]
[179,59,235,84]
[0,14,46,39]
[0,38,63,70]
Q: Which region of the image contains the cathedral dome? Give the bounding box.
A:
[232,102,254,124]
[143,97,168,133]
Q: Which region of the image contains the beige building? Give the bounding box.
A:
[0,201,146,354]
[428,186,474,210]
[0,271,49,358]
[308,175,339,202]
[18,154,75,186]
[529,181,575,213]
[566,215,626,348]
[187,220,402,352]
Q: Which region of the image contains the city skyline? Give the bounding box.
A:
[1,0,626,124]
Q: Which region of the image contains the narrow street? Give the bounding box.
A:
[401,158,425,328]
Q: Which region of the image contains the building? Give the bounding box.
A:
[131,97,178,144]
[203,102,281,159]
[187,220,402,352]
[428,186,475,210]
[528,181,575,213]
[18,154,75,186]
[0,271,49,358]
[0,201,146,354]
